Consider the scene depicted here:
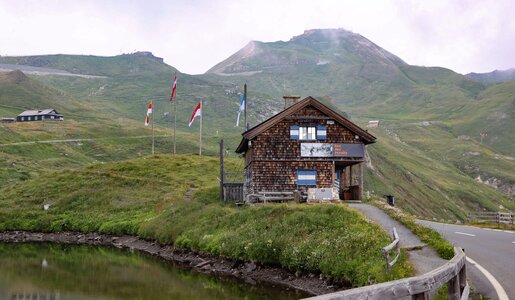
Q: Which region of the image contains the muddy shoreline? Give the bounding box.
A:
[0,231,344,297]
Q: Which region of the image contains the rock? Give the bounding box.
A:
[245,277,257,285]
[245,262,257,272]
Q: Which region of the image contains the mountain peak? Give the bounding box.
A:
[290,28,355,42]
[205,28,405,74]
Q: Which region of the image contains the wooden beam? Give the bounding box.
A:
[349,164,353,188]
[359,162,364,200]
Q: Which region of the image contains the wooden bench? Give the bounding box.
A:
[259,191,294,203]
[245,191,307,203]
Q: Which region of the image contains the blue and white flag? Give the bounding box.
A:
[236,94,245,127]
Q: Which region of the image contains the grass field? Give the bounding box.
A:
[0,154,414,287]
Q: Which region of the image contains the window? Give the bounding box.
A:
[297,170,317,186]
[299,127,316,140]
[290,125,327,140]
[21,117,25,121]
[28,117,31,121]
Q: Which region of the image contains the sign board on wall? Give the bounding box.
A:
[300,143,364,158]
[333,143,364,157]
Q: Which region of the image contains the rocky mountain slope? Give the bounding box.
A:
[466,68,515,84]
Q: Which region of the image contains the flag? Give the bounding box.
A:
[236,94,245,126]
[145,101,152,126]
[188,101,202,127]
[170,74,177,102]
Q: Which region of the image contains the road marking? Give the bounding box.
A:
[503,231,513,234]
[455,231,476,237]
[467,257,509,300]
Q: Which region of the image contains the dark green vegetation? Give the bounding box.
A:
[0,155,414,287]
[0,28,513,219]
[0,243,302,300]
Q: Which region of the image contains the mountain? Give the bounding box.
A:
[466,68,515,84]
[203,28,485,121]
[0,28,513,220]
[0,70,92,117]
[207,29,406,74]
[0,52,174,77]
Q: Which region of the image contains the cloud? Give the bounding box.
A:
[0,0,513,74]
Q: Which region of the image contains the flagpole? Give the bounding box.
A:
[199,100,202,157]
[152,101,155,155]
[173,97,176,154]
[244,83,247,131]
[172,73,177,154]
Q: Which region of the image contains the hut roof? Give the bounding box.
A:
[236,96,376,153]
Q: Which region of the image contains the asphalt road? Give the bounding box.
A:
[419,220,514,300]
[348,204,447,275]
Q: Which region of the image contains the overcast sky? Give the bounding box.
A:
[1,0,514,75]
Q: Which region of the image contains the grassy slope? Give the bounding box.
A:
[1,51,512,221]
[0,155,413,286]
[448,81,515,156]
[363,125,514,219]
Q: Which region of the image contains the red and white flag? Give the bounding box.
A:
[145,101,152,126]
[170,74,177,102]
[188,101,202,127]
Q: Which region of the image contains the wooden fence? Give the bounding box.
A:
[381,227,400,273]
[469,211,514,227]
[304,247,468,300]
[223,183,244,202]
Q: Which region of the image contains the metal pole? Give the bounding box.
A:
[199,100,202,156]
[220,139,224,201]
[244,83,247,131]
[152,101,155,155]
[173,96,177,154]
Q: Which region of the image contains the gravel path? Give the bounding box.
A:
[348,203,447,275]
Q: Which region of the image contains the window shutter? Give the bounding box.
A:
[297,170,317,186]
[290,126,299,140]
[316,125,327,140]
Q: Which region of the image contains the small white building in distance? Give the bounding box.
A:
[367,120,379,128]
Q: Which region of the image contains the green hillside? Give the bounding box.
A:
[0,155,413,286]
[0,28,512,220]
[364,124,514,219]
[0,52,174,77]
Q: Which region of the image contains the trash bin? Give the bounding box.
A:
[386,195,395,206]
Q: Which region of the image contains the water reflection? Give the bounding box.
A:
[0,243,304,300]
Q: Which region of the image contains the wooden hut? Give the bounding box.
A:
[235,96,376,201]
[17,109,63,122]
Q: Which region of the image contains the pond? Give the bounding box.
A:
[0,243,306,300]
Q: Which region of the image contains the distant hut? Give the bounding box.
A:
[367,120,379,128]
[235,96,376,202]
[17,109,63,122]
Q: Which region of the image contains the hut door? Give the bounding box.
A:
[335,168,343,200]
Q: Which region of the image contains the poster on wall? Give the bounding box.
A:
[300,143,333,157]
[300,143,365,157]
